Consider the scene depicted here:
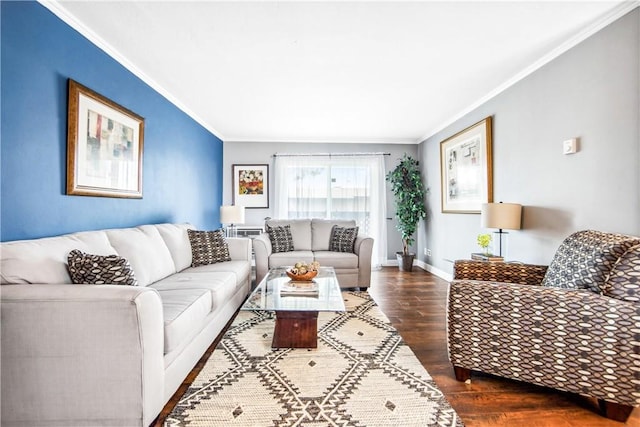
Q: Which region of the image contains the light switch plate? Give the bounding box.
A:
[563,138,577,154]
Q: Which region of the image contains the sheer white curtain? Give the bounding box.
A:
[274,153,387,268]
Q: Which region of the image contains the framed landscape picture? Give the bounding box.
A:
[66,79,144,198]
[232,164,269,208]
[440,117,493,213]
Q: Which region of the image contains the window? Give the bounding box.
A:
[274,154,387,267]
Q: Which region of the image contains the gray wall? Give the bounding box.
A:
[418,8,639,275]
[223,142,418,262]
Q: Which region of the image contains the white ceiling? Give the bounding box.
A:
[45,1,633,144]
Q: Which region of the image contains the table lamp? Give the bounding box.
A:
[480,202,522,258]
[220,205,245,238]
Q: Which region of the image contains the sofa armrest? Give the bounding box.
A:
[354,235,374,287]
[226,237,252,261]
[447,280,640,406]
[1,284,165,426]
[453,259,548,285]
[253,233,272,285]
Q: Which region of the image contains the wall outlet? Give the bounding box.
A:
[427,249,432,256]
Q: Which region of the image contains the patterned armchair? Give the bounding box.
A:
[447,230,640,422]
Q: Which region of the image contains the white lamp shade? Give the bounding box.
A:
[481,203,522,230]
[220,205,245,225]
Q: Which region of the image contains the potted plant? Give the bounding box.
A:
[477,233,492,255]
[386,154,427,271]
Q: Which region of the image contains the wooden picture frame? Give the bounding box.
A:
[232,164,269,208]
[440,117,493,213]
[66,79,144,198]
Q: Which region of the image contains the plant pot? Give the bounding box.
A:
[396,252,415,272]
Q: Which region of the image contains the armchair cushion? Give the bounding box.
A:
[604,243,640,302]
[266,224,294,253]
[541,230,640,293]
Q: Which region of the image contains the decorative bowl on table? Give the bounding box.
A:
[286,270,318,281]
[286,261,320,282]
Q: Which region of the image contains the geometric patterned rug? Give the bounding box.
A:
[165,291,464,426]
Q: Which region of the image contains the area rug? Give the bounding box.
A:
[165,291,463,426]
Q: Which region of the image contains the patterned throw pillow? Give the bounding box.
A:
[541,230,640,293]
[604,244,640,302]
[330,225,359,253]
[187,229,231,266]
[67,249,137,286]
[267,224,294,253]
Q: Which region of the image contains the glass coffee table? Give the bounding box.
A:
[242,266,345,348]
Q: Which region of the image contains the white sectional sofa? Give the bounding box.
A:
[1,223,252,426]
[253,218,374,288]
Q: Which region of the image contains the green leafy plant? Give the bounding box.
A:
[477,233,492,254]
[386,154,427,256]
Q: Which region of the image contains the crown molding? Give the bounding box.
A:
[38,0,226,141]
[417,1,640,144]
[223,137,417,145]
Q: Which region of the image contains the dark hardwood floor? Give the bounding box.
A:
[369,267,639,427]
[154,267,639,426]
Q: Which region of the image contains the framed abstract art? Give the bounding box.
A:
[66,79,144,198]
[440,117,493,213]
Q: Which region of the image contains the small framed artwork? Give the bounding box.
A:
[232,164,269,208]
[66,79,144,198]
[440,117,493,213]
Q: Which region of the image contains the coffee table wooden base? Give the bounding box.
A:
[272,311,318,348]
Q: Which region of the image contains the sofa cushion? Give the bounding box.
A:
[182,260,251,286]
[266,225,294,253]
[1,230,116,285]
[187,229,231,266]
[155,223,193,272]
[313,251,359,269]
[604,244,640,302]
[329,225,359,253]
[266,219,312,250]
[542,230,640,293]
[67,250,137,286]
[311,219,356,251]
[154,288,212,354]
[106,226,176,287]
[269,251,314,268]
[151,271,242,317]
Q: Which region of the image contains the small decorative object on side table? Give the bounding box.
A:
[471,252,504,262]
[473,233,503,261]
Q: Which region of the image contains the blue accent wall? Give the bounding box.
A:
[1,2,223,241]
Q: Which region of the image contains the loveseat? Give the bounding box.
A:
[447,230,640,421]
[253,218,374,288]
[1,223,252,426]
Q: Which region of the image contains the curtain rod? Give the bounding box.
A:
[273,152,390,158]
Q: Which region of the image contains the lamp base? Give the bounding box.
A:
[492,230,509,258]
[226,224,237,238]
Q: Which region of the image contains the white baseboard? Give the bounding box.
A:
[381,259,398,267]
[415,260,453,282]
[380,259,453,282]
